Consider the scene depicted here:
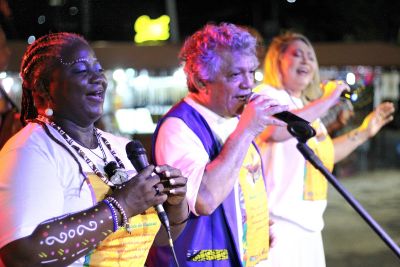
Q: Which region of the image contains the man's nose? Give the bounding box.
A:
[241,73,254,89]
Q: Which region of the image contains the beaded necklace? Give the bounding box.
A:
[36,115,125,186]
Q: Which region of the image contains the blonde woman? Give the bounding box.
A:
[255,32,394,267]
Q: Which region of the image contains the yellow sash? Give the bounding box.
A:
[303,120,334,200]
[85,174,161,266]
[238,144,269,266]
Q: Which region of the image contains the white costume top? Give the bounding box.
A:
[256,84,328,232]
[0,122,159,266]
[155,96,239,215]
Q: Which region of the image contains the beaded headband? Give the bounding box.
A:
[59,57,95,66]
[21,57,96,77]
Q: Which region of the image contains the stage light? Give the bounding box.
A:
[27,36,36,44]
[346,72,356,85]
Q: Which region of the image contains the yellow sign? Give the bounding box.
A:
[134,15,170,43]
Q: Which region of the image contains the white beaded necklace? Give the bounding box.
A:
[36,115,126,186]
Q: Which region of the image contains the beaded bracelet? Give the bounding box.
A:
[102,199,119,232]
[106,196,131,233]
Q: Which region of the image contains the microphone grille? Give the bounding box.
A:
[125,140,146,156]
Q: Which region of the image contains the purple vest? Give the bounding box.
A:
[146,101,241,267]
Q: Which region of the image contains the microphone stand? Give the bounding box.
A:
[286,122,400,259]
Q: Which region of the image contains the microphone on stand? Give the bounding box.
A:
[273,111,316,141]
[248,93,316,140]
[272,110,310,125]
[125,140,170,229]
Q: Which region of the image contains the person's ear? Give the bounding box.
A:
[34,77,50,94]
[193,78,207,92]
[33,80,53,110]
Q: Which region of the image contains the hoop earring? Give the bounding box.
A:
[45,106,53,117]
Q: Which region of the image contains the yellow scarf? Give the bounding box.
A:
[303,120,334,200]
[238,144,269,266]
[85,174,161,266]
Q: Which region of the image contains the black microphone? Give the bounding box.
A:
[273,110,310,125]
[273,111,316,141]
[125,140,170,229]
[248,93,310,124]
[248,93,316,140]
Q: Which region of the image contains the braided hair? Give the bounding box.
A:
[19,32,92,189]
[19,32,88,125]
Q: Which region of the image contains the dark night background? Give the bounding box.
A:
[3,0,400,44]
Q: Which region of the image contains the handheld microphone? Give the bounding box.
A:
[126,141,180,266]
[340,89,358,102]
[248,92,316,140]
[125,140,170,229]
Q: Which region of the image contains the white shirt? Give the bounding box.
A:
[255,84,327,232]
[154,96,257,262]
[0,122,135,266]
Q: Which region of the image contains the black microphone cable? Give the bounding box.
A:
[125,140,180,267]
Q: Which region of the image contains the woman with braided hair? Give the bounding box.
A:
[0,32,188,266]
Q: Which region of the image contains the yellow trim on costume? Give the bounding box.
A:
[86,174,161,266]
[303,120,334,200]
[188,249,229,261]
[238,144,269,266]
